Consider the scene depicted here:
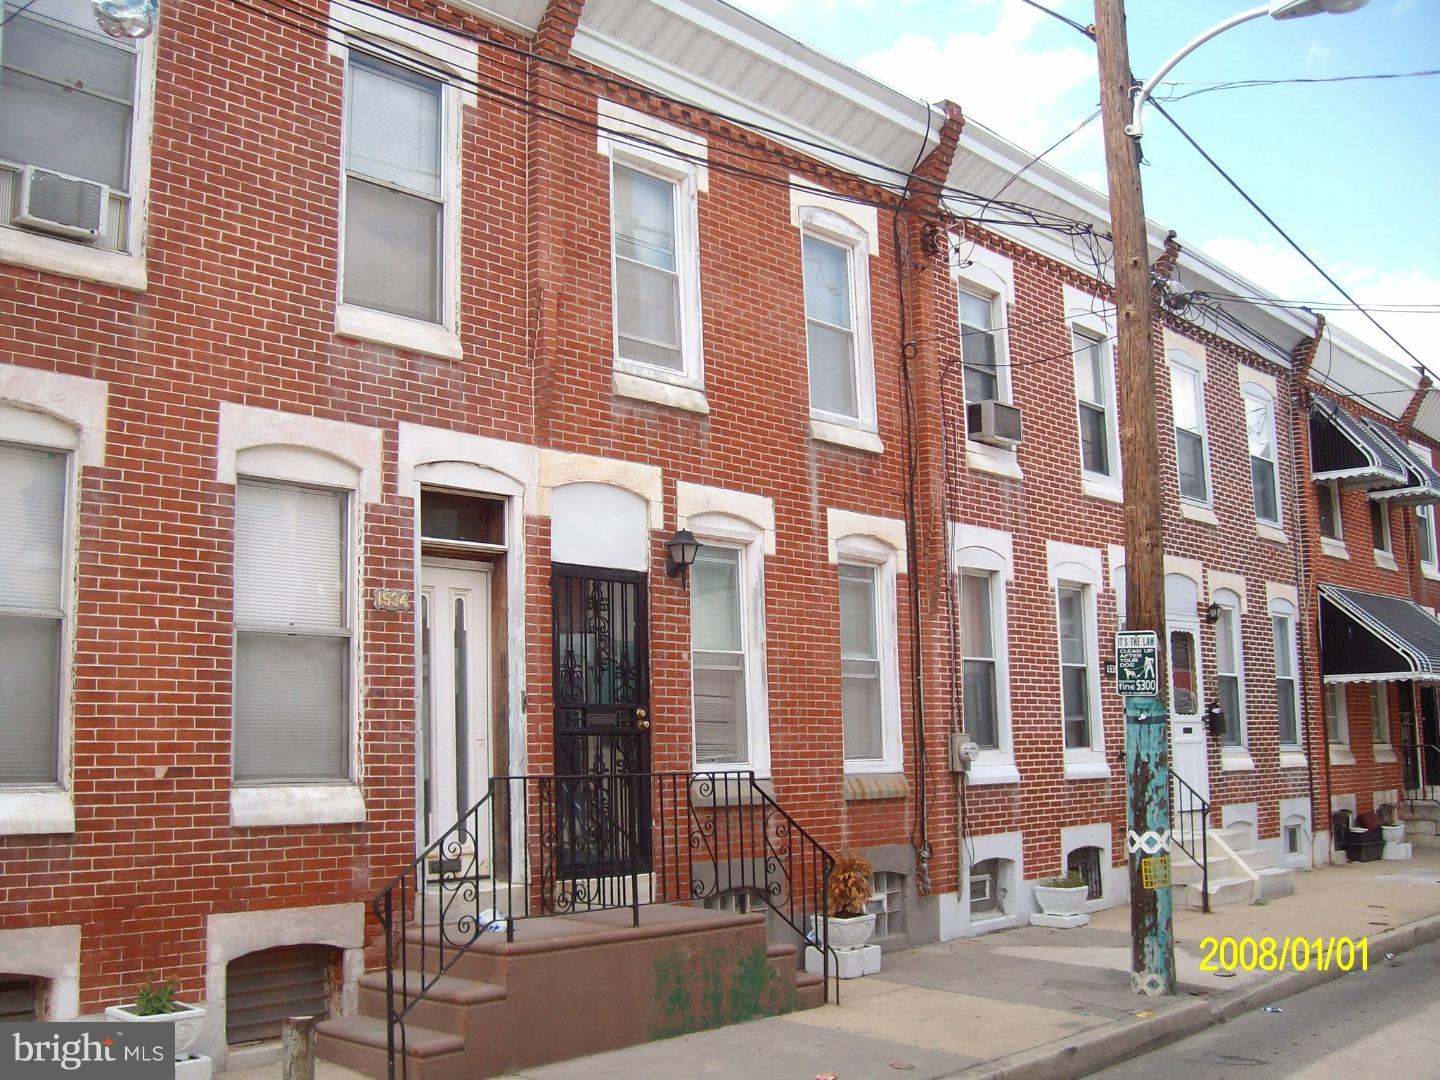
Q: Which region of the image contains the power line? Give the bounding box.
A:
[1,0,45,28]
[1151,101,1430,376]
[1017,0,1095,40]
[1154,68,1440,103]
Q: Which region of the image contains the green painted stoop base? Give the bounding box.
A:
[316,904,824,1080]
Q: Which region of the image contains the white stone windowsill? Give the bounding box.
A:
[0,225,147,291]
[1181,503,1219,526]
[1423,564,1440,582]
[0,788,76,836]
[231,783,367,827]
[613,369,709,414]
[1278,750,1308,770]
[1256,522,1288,545]
[1063,755,1110,781]
[967,442,1022,479]
[1375,551,1399,572]
[1374,746,1397,764]
[336,303,462,360]
[811,418,884,454]
[1329,743,1356,767]
[1081,478,1123,504]
[1220,748,1255,772]
[967,758,1021,786]
[1320,537,1349,560]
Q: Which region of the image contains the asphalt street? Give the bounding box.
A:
[1086,937,1440,1079]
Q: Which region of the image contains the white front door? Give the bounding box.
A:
[419,561,491,860]
[1168,625,1210,808]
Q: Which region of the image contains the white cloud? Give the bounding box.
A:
[1200,237,1440,372]
[1305,40,1333,68]
[854,3,1098,154]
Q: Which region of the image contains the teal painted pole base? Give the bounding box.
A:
[1125,695,1176,996]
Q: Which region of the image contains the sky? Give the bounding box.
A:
[726,0,1440,373]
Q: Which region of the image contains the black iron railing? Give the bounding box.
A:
[1170,774,1210,914]
[1402,739,1440,803]
[371,771,836,1080]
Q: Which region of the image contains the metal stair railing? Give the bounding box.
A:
[1170,773,1211,914]
[371,770,838,1080]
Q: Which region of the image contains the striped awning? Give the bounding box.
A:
[1309,395,1409,488]
[1362,421,1440,505]
[1319,584,1440,684]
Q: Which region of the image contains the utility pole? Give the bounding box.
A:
[1092,0,1175,997]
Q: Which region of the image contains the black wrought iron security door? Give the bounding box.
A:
[551,565,651,878]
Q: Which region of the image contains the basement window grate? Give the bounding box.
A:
[1066,846,1104,901]
[0,976,38,1021]
[226,945,332,1046]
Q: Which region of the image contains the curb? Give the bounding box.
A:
[941,911,1440,1080]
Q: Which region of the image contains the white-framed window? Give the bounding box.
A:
[1057,584,1097,751]
[1417,504,1438,575]
[689,515,769,773]
[968,858,1002,916]
[609,147,703,386]
[1271,600,1300,748]
[233,479,353,784]
[959,286,1004,408]
[838,553,902,773]
[1324,683,1349,746]
[1243,386,1281,525]
[1371,683,1390,745]
[0,441,69,786]
[0,0,156,285]
[961,571,1003,751]
[1072,329,1118,483]
[1213,591,1245,748]
[1283,823,1301,856]
[1168,354,1211,505]
[801,208,875,431]
[1371,499,1392,555]
[1317,481,1343,542]
[331,0,472,357]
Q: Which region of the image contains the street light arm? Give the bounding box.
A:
[1125,5,1269,139]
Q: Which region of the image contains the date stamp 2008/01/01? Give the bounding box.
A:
[1199,935,1369,973]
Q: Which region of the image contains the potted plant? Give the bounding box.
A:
[106,977,207,1058]
[1033,871,1089,918]
[825,851,877,949]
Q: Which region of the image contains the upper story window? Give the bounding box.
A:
[234,480,352,784]
[959,288,1002,405]
[1072,329,1117,481]
[1371,684,1389,745]
[801,209,875,431]
[1371,499,1392,555]
[0,442,68,785]
[342,54,445,324]
[1168,355,1210,505]
[1271,600,1300,748]
[1317,481,1342,542]
[1244,387,1281,525]
[1417,504,1438,575]
[611,156,701,383]
[0,0,154,278]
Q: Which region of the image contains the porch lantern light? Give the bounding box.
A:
[665,529,701,585]
[1205,601,1222,625]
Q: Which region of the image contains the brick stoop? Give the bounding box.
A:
[316,904,823,1080]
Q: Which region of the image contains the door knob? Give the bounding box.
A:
[636,708,647,717]
[637,718,651,730]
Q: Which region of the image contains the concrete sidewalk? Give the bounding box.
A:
[233,851,1440,1080]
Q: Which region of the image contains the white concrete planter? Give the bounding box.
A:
[105,1002,207,1058]
[1034,885,1088,917]
[1382,823,1405,843]
[825,913,876,949]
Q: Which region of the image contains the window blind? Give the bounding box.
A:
[346,56,440,196]
[692,547,746,764]
[0,615,61,783]
[0,444,65,612]
[961,572,998,749]
[235,482,346,631]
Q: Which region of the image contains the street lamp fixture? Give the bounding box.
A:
[1126,0,1370,139]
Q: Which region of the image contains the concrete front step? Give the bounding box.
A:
[1400,799,1440,821]
[1170,854,1232,888]
[1255,865,1295,899]
[1180,874,1252,910]
[1409,831,1440,849]
[320,904,823,1080]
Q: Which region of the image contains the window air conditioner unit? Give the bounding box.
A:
[967,399,1023,448]
[14,166,107,242]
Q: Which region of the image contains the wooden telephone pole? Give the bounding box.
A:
[1093,0,1176,997]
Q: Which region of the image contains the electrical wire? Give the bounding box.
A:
[1151,101,1428,374]
[1153,68,1440,103]
[1017,0,1095,40]
[1,0,46,29]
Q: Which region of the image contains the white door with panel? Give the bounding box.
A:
[1168,624,1210,808]
[419,561,491,867]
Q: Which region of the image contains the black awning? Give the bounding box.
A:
[1320,585,1440,683]
[1362,421,1440,506]
[1309,395,1408,488]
